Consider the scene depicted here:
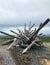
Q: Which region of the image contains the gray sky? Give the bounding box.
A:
[0,0,50,27]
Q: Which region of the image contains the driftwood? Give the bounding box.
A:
[0,31,20,39]
[22,40,36,54]
[22,33,29,40]
[28,24,35,31]
[24,23,26,33]
[22,18,50,53]
[2,39,14,45]
[11,30,19,35]
[0,18,50,54]
[26,18,50,45]
[7,38,17,50]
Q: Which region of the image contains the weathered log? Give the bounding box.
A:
[22,40,35,54]
[22,18,50,53]
[0,18,50,54]
[22,33,29,40]
[11,30,19,35]
[26,18,50,45]
[29,24,35,31]
[2,39,14,45]
[7,38,17,50]
[17,29,29,40]
[0,31,20,39]
[17,29,21,33]
[24,23,26,33]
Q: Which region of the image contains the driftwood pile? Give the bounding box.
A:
[0,18,50,54]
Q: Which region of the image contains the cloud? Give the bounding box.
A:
[0,0,50,27]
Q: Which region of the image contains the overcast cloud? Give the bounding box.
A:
[0,0,50,27]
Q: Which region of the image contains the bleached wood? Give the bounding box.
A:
[22,33,29,40]
[7,38,17,50]
[22,40,35,54]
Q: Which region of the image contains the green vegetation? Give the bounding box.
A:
[41,36,50,42]
[0,36,50,42]
[0,36,13,42]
